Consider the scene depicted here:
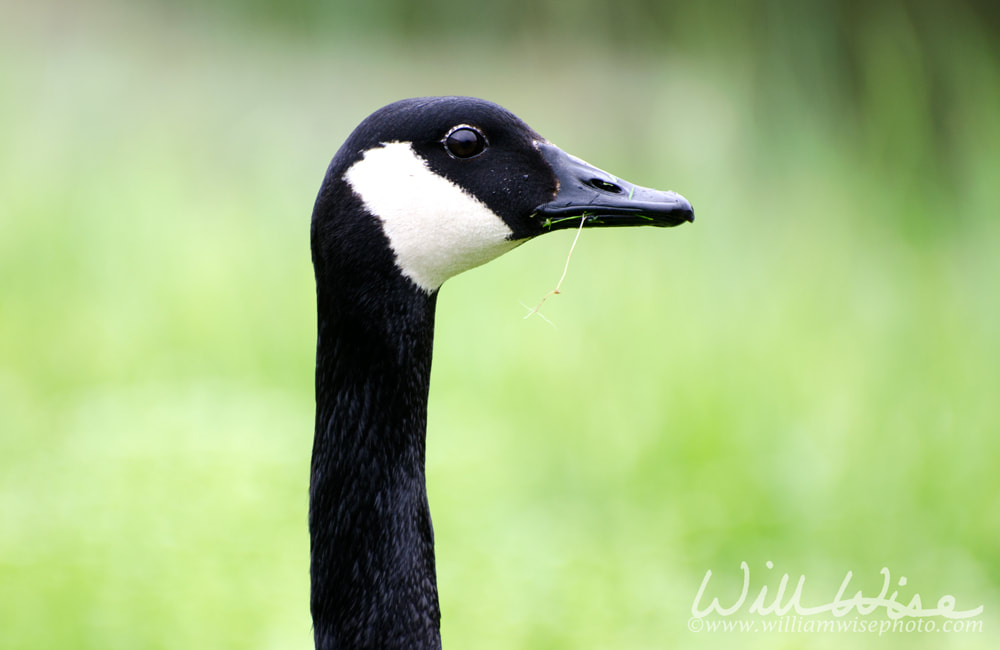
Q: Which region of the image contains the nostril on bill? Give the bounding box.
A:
[587,178,623,194]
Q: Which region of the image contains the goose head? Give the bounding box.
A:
[311,96,693,296]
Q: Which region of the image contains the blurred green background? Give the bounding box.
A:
[1,0,998,648]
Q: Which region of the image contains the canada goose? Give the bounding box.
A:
[309,96,693,649]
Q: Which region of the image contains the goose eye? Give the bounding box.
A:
[444,126,487,159]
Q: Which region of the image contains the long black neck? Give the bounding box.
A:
[310,275,442,650]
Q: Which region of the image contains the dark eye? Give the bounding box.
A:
[444,126,487,159]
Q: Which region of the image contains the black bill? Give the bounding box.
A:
[533,143,694,231]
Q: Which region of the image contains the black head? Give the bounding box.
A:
[312,96,693,294]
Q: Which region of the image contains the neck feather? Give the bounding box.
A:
[310,280,442,650]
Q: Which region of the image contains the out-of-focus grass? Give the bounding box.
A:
[1,3,998,650]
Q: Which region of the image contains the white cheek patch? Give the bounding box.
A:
[345,142,523,293]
